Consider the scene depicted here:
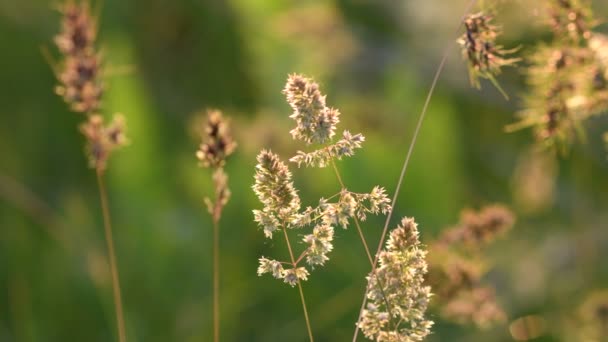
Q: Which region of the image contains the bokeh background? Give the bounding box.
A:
[1,0,608,341]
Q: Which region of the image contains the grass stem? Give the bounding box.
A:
[96,168,127,342]
[281,226,314,342]
[212,218,220,342]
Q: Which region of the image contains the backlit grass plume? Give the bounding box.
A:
[428,204,515,328]
[457,11,519,98]
[53,0,128,169]
[253,74,392,340]
[547,0,595,42]
[51,2,128,341]
[357,217,433,342]
[196,109,236,342]
[284,74,340,145]
[55,0,103,114]
[284,74,365,168]
[253,75,391,284]
[80,113,127,171]
[508,0,608,152]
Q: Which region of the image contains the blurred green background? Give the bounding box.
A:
[1,0,608,341]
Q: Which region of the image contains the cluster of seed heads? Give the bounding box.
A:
[511,0,608,151]
[358,217,433,342]
[428,205,515,328]
[457,11,519,97]
[55,1,103,114]
[54,1,127,170]
[196,110,237,169]
[253,75,392,287]
[196,109,236,220]
[80,114,127,171]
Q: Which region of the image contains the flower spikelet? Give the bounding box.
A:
[282,267,310,287]
[352,186,392,221]
[428,204,514,328]
[54,1,103,113]
[252,150,301,222]
[290,130,365,167]
[457,11,519,96]
[508,2,608,151]
[358,217,433,342]
[547,0,595,42]
[79,113,128,171]
[283,74,340,145]
[54,1,97,56]
[196,109,237,169]
[442,287,506,327]
[257,257,285,279]
[303,223,334,267]
[439,204,515,247]
[253,209,280,239]
[196,109,236,221]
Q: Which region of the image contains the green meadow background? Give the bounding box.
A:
[1,0,607,341]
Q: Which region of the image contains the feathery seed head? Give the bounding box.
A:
[457,12,519,94]
[303,223,334,267]
[439,204,515,247]
[253,209,280,239]
[387,217,420,251]
[283,74,340,145]
[548,0,594,41]
[358,217,433,341]
[55,1,103,114]
[282,267,310,287]
[80,113,127,171]
[257,257,284,279]
[253,150,301,221]
[442,287,506,327]
[290,130,365,168]
[55,1,97,56]
[196,109,236,169]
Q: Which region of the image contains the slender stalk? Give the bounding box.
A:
[352,1,478,340]
[96,168,127,342]
[281,226,314,342]
[212,218,220,342]
[330,160,393,327]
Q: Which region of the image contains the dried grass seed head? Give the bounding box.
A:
[457,11,519,93]
[80,113,128,171]
[440,204,515,247]
[290,130,365,168]
[55,1,97,56]
[547,0,595,42]
[358,216,433,342]
[196,109,237,169]
[56,53,103,113]
[442,287,506,328]
[252,150,301,221]
[283,74,340,145]
[302,223,334,267]
[54,0,103,113]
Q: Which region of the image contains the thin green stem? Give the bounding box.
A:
[96,168,127,342]
[212,218,220,342]
[351,1,478,340]
[281,226,314,342]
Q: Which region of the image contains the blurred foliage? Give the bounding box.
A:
[1,0,608,341]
